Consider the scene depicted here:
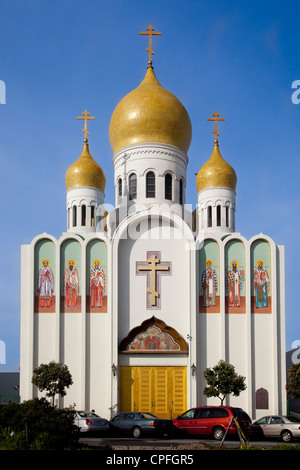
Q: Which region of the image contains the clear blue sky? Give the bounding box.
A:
[0,0,299,371]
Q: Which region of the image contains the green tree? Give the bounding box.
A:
[0,398,77,450]
[286,363,300,399]
[203,359,246,405]
[32,361,73,406]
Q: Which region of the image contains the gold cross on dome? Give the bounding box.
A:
[207,111,225,144]
[77,110,95,142]
[139,24,161,66]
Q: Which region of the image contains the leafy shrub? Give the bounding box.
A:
[0,398,78,450]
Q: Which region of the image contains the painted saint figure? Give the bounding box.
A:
[38,259,54,307]
[64,259,79,307]
[253,260,270,308]
[90,259,105,308]
[227,260,241,307]
[201,259,218,306]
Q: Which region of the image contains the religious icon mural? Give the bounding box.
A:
[199,240,219,313]
[126,326,180,351]
[225,240,245,313]
[119,317,188,353]
[253,260,270,309]
[86,239,108,313]
[251,240,271,313]
[34,239,56,313]
[64,259,80,308]
[136,251,171,309]
[60,240,81,313]
[38,259,54,308]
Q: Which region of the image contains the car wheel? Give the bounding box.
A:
[212,426,225,441]
[133,426,142,438]
[281,430,293,443]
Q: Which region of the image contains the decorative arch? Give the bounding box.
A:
[119,317,188,353]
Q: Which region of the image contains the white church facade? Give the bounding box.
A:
[20,28,286,421]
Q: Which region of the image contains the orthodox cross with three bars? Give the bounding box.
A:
[77,110,95,142]
[136,252,171,308]
[207,111,225,144]
[139,24,161,66]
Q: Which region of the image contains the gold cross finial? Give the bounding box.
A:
[139,24,161,67]
[207,111,225,144]
[77,110,95,143]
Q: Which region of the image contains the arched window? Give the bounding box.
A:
[217,205,221,227]
[91,205,95,227]
[179,178,183,205]
[72,206,77,227]
[146,171,155,198]
[81,204,86,226]
[165,173,172,200]
[129,173,137,200]
[118,178,122,197]
[207,206,212,227]
[226,206,229,227]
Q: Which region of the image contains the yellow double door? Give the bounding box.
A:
[119,366,187,419]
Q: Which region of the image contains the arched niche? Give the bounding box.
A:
[86,239,108,313]
[199,239,220,313]
[60,239,81,313]
[119,317,187,353]
[225,239,246,313]
[34,238,56,313]
[251,239,271,313]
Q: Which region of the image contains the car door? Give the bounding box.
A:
[176,409,197,434]
[267,416,285,438]
[111,413,127,432]
[256,416,272,437]
[193,408,212,435]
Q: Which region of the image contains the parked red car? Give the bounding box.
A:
[173,406,251,440]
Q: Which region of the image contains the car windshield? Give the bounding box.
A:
[78,411,99,418]
[286,416,300,423]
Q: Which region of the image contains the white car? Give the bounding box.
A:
[251,415,300,442]
[74,410,110,434]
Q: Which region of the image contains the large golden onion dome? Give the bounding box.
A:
[109,65,192,154]
[196,142,237,193]
[65,141,106,192]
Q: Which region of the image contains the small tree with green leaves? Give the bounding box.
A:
[32,361,73,406]
[286,363,300,399]
[203,359,246,405]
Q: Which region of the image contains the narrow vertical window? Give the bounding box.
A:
[217,205,221,226]
[226,206,229,227]
[81,204,86,226]
[91,205,95,227]
[118,178,122,197]
[146,171,155,198]
[67,208,70,229]
[165,173,172,200]
[129,173,137,200]
[73,205,77,227]
[179,178,183,205]
[207,206,212,227]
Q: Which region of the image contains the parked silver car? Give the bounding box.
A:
[251,415,300,442]
[74,410,109,434]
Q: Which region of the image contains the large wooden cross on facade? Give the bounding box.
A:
[136,251,171,308]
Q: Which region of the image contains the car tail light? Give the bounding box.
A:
[150,421,159,427]
[85,419,91,425]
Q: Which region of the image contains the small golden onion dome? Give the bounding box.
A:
[65,142,106,192]
[196,143,237,193]
[109,66,192,154]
